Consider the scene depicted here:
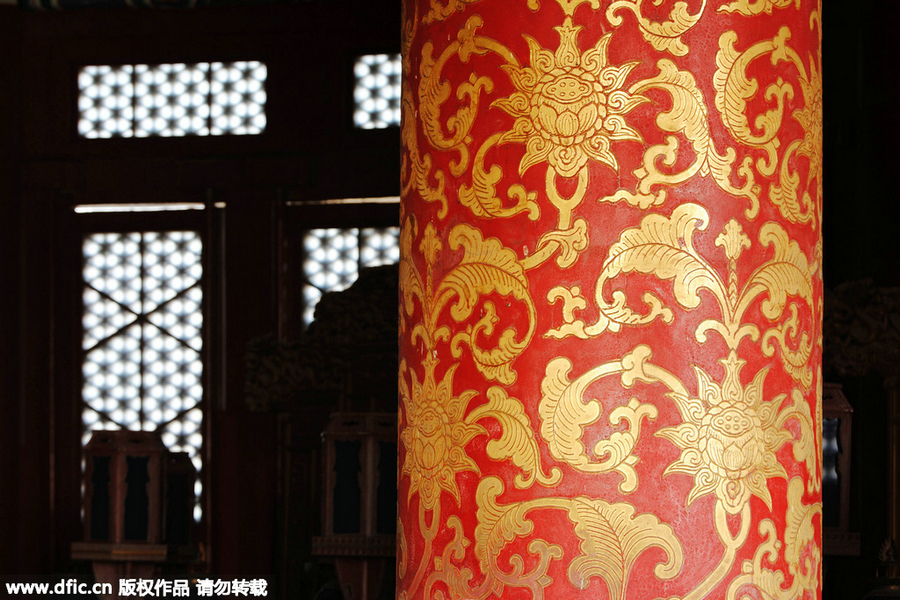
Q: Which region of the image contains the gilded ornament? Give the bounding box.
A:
[657,351,807,515]
[606,0,707,56]
[714,27,823,227]
[400,359,484,510]
[623,60,761,217]
[400,0,823,595]
[539,350,659,492]
[493,17,647,178]
[718,0,798,17]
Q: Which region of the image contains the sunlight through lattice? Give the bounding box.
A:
[82,231,204,520]
[353,54,401,129]
[79,62,266,138]
[302,226,399,325]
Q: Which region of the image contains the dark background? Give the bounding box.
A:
[0,0,895,598]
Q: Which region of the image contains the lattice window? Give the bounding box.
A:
[82,231,204,521]
[302,226,400,325]
[353,54,401,129]
[78,61,266,138]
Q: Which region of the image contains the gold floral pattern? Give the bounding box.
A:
[657,352,788,514]
[399,0,822,596]
[400,358,484,510]
[794,60,822,185]
[493,17,647,178]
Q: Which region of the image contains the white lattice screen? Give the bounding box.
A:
[302,226,400,325]
[82,231,204,521]
[78,61,266,138]
[353,54,401,129]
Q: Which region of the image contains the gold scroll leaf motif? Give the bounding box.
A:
[400,217,536,384]
[774,388,818,495]
[725,479,821,599]
[419,37,492,179]
[714,27,822,228]
[718,0,798,17]
[459,132,542,221]
[468,477,682,599]
[472,477,564,599]
[547,203,709,339]
[621,60,760,218]
[423,16,542,222]
[444,224,536,384]
[761,304,813,388]
[566,497,683,598]
[606,0,707,57]
[397,516,408,579]
[424,0,482,24]
[424,516,483,600]
[546,205,816,389]
[492,17,648,180]
[467,386,563,488]
[783,477,821,592]
[401,79,448,219]
[417,15,495,188]
[538,348,658,493]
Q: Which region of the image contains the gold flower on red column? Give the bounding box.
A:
[493,17,647,178]
[400,358,484,511]
[657,351,789,515]
[794,60,822,184]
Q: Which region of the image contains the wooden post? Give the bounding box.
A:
[398,0,823,596]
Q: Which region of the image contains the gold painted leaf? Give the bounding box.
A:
[418,26,491,177]
[474,478,562,597]
[459,134,541,221]
[443,225,529,321]
[424,0,483,23]
[474,478,528,596]
[637,60,708,157]
[538,357,602,471]
[399,218,425,317]
[714,29,794,176]
[599,203,723,315]
[769,140,815,226]
[761,303,813,388]
[401,85,448,218]
[747,223,814,320]
[467,386,562,488]
[566,498,683,599]
[631,60,760,218]
[606,0,704,57]
[718,0,798,16]
[441,225,535,384]
[784,477,821,571]
[539,357,653,491]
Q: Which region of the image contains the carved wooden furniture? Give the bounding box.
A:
[73,431,167,596]
[312,413,397,600]
[72,430,197,598]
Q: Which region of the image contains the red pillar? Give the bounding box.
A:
[399,0,822,597]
